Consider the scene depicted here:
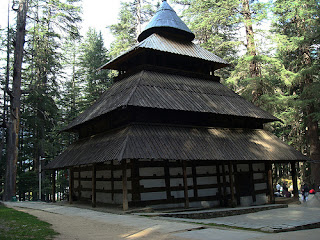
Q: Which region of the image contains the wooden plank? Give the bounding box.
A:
[135,172,217,180]
[290,161,299,199]
[216,163,223,206]
[249,163,256,202]
[164,160,171,200]
[92,164,96,208]
[228,162,235,206]
[122,160,129,211]
[233,163,241,205]
[52,170,56,203]
[182,160,189,208]
[69,168,73,204]
[191,161,198,199]
[139,183,219,193]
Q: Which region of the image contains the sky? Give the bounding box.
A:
[0,0,123,48]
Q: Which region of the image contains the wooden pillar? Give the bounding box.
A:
[78,166,81,200]
[92,164,96,208]
[122,160,129,211]
[164,160,171,201]
[228,162,236,206]
[216,163,223,206]
[111,161,115,201]
[291,161,299,199]
[191,161,198,199]
[233,163,241,205]
[131,159,141,204]
[221,164,227,207]
[266,162,275,204]
[52,170,56,203]
[182,160,189,208]
[249,163,256,202]
[69,168,74,204]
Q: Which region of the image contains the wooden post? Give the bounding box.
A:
[131,159,141,204]
[191,161,198,199]
[266,162,274,204]
[233,163,241,205]
[182,161,189,208]
[78,166,81,200]
[249,163,256,203]
[221,164,227,207]
[69,168,73,204]
[122,160,129,211]
[164,160,171,201]
[92,164,96,208]
[111,161,114,201]
[228,162,236,207]
[216,163,223,206]
[52,170,56,203]
[291,161,299,199]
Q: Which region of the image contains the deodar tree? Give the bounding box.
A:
[4,0,29,201]
[272,0,320,187]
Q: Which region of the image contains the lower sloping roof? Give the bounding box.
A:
[65,70,278,131]
[46,124,309,169]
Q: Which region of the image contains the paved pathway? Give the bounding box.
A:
[3,201,320,240]
[164,205,320,232]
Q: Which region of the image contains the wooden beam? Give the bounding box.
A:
[249,163,256,203]
[122,160,129,211]
[228,162,236,207]
[69,168,74,204]
[92,164,96,208]
[290,161,299,199]
[52,170,56,203]
[182,160,189,208]
[266,162,275,204]
[164,160,171,200]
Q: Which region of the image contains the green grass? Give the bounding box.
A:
[0,204,58,240]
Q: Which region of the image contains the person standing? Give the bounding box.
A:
[302,183,309,201]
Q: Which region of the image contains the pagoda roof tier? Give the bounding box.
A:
[99,34,229,71]
[137,0,195,42]
[64,70,278,131]
[46,123,308,170]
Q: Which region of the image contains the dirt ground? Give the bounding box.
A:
[13,207,188,240]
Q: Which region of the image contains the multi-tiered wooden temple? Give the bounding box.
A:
[46,0,308,210]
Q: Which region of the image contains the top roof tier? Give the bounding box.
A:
[137,0,195,42]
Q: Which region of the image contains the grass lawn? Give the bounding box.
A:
[0,204,58,240]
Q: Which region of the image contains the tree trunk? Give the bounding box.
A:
[306,104,320,189]
[242,0,261,103]
[4,0,28,201]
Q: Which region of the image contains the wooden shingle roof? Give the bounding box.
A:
[46,123,308,169]
[65,70,278,131]
[99,34,229,71]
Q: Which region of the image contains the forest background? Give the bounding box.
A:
[0,0,319,201]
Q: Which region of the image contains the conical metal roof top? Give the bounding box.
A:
[138,0,195,42]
